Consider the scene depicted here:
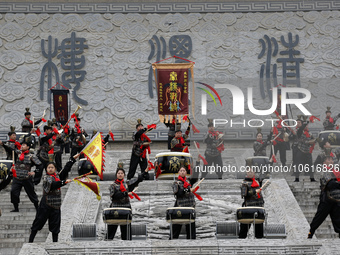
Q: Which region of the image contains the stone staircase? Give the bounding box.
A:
[288,176,339,239]
[0,155,77,255]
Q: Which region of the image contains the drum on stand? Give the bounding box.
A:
[236,207,266,224]
[154,152,192,179]
[166,207,195,240]
[103,207,132,240]
[166,207,196,224]
[318,131,340,148]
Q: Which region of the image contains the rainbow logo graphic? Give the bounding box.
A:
[197,82,222,114]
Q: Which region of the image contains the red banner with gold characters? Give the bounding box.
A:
[51,89,69,125]
[152,62,195,122]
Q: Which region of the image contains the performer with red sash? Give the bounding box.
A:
[128,119,152,180]
[107,163,134,240]
[323,106,340,130]
[253,128,271,157]
[0,126,21,161]
[204,120,224,179]
[308,155,340,238]
[239,169,264,238]
[170,165,202,239]
[21,108,43,132]
[69,113,88,159]
[11,142,42,212]
[269,120,288,167]
[170,124,190,152]
[29,155,78,243]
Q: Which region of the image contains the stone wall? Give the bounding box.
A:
[0,4,339,140]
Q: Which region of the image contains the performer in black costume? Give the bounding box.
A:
[69,114,88,159]
[21,108,42,132]
[323,107,340,130]
[170,124,190,152]
[308,155,340,238]
[0,126,21,161]
[107,163,133,240]
[170,165,199,239]
[239,169,264,239]
[128,119,151,180]
[28,155,78,243]
[164,118,181,150]
[203,120,224,179]
[253,128,271,157]
[10,142,43,212]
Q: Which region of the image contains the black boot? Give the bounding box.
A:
[308,230,314,239]
[294,178,299,182]
[310,178,316,182]
[52,233,58,242]
[10,203,19,212]
[29,230,37,243]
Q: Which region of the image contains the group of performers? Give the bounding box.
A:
[252,107,340,239]
[0,105,340,241]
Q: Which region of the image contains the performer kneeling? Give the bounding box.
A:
[107,164,133,240]
[239,169,264,239]
[28,155,78,243]
[170,166,197,239]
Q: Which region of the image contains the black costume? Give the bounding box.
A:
[29,159,76,243]
[323,115,340,130]
[204,130,224,179]
[1,139,21,161]
[239,177,264,238]
[170,125,190,152]
[107,179,132,240]
[164,121,181,150]
[269,125,288,166]
[128,128,149,180]
[170,176,196,239]
[11,150,42,211]
[69,124,87,159]
[309,166,340,238]
[21,117,42,133]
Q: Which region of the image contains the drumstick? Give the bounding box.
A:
[32,117,35,129]
[260,180,270,191]
[194,141,200,153]
[193,178,205,189]
[272,132,281,142]
[12,150,15,165]
[132,187,138,193]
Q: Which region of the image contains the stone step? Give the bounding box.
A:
[0,228,49,239]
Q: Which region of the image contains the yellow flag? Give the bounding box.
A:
[81,132,105,180]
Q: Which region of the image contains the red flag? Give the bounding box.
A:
[196,142,200,149]
[35,127,41,136]
[271,154,277,163]
[109,131,114,141]
[183,115,188,122]
[147,124,157,130]
[193,186,203,201]
[132,192,141,201]
[155,163,162,179]
[192,124,200,134]
[73,172,101,200]
[199,155,208,165]
[182,146,189,153]
[41,118,47,122]
[309,116,320,123]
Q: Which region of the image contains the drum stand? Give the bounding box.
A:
[105,214,131,241]
[169,213,193,240]
[252,212,268,239]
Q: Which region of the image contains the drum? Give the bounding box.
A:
[318,131,340,148]
[103,208,132,225]
[0,160,12,183]
[245,156,270,167]
[236,207,266,224]
[78,158,97,176]
[16,132,37,149]
[155,152,192,179]
[166,207,195,224]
